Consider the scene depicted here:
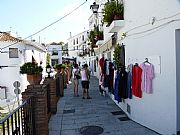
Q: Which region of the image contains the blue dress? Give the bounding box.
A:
[114,72,122,102]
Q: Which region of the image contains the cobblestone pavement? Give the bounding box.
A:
[49,76,160,135]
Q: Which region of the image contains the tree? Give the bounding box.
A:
[50,41,64,45]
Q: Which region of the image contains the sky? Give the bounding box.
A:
[0,0,93,44]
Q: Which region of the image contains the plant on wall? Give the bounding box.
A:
[103,0,124,26]
[88,27,103,51]
[89,30,96,48]
[113,44,124,69]
[46,53,50,66]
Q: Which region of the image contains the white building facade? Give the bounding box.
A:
[47,44,62,67]
[67,30,90,67]
[0,32,46,108]
[91,0,180,134]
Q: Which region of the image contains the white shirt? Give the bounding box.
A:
[80,69,88,81]
[72,68,79,79]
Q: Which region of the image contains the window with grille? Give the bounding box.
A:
[9,48,18,58]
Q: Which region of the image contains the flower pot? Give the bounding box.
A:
[114,14,124,20]
[27,74,42,85]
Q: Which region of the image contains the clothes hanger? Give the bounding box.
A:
[144,58,151,65]
[135,63,138,66]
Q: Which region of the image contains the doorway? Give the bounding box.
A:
[175,29,180,133]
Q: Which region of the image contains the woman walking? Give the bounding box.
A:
[72,64,80,97]
[80,64,91,99]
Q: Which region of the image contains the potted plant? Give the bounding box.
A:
[54,64,62,73]
[20,62,43,84]
[103,0,124,26]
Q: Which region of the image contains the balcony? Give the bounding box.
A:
[108,20,125,33]
[96,40,104,46]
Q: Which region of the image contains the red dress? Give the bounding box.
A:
[99,57,105,72]
[132,65,142,98]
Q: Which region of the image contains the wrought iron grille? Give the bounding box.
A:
[0,97,34,135]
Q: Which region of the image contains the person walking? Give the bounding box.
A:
[72,64,80,97]
[80,64,91,99]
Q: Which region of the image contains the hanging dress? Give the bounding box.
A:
[132,65,142,98]
[140,63,155,94]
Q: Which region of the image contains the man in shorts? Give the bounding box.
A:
[80,64,91,99]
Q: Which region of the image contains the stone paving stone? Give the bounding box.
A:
[49,131,60,135]
[122,127,159,135]
[49,76,160,135]
[60,129,79,135]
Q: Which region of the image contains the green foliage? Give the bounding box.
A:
[20,62,43,75]
[88,27,103,49]
[89,30,96,47]
[61,64,67,69]
[46,53,50,65]
[0,113,8,121]
[50,41,64,45]
[103,0,124,25]
[54,64,62,69]
[113,44,124,69]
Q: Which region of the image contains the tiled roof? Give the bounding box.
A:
[0,32,22,42]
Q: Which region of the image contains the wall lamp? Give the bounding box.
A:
[90,2,99,13]
[90,2,105,14]
[46,64,51,78]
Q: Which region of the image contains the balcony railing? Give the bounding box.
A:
[0,73,65,135]
[0,97,34,135]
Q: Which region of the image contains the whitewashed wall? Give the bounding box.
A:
[67,30,89,65]
[110,0,180,134]
[47,44,62,65]
[0,41,46,108]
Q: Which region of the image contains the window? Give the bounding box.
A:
[76,38,78,44]
[52,48,58,55]
[82,35,85,41]
[51,59,59,67]
[0,86,7,99]
[9,48,18,58]
[73,39,75,45]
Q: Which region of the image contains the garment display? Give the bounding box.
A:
[108,62,114,93]
[114,71,122,102]
[113,58,155,101]
[132,64,142,98]
[140,63,154,94]
[127,64,133,99]
[99,56,105,73]
[106,61,110,75]
[102,59,107,75]
[118,69,128,99]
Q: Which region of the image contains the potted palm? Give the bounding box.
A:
[20,62,43,84]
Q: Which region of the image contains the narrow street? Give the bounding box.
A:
[48,76,160,135]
